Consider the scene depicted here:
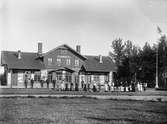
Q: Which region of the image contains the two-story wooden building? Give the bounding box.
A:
[1,43,117,90]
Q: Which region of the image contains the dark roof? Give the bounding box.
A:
[83,55,117,72]
[44,44,87,60]
[1,51,45,70]
[48,67,75,73]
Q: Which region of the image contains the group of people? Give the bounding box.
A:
[24,73,147,92]
[112,81,147,92]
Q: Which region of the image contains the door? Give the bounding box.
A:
[11,73,17,87]
[17,73,24,88]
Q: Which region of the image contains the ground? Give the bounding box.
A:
[0,88,167,96]
[0,97,167,124]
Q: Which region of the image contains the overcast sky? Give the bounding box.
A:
[0,0,167,56]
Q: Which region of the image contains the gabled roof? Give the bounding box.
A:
[1,51,45,70]
[44,44,87,60]
[83,55,117,72]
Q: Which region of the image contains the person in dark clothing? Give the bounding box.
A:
[46,78,49,88]
[93,84,97,92]
[131,82,135,92]
[83,84,87,91]
[143,83,147,91]
[70,83,73,91]
[30,73,34,88]
[52,80,56,89]
[87,82,90,91]
[65,80,68,91]
[81,80,84,90]
[40,79,44,88]
[75,83,78,91]
[24,75,28,88]
[30,79,34,88]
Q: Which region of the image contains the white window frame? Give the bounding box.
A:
[57,58,61,66]
[48,58,53,65]
[66,58,71,65]
[75,59,79,66]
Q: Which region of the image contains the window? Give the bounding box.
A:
[34,72,41,81]
[56,72,62,80]
[61,50,67,54]
[66,58,71,65]
[57,58,61,66]
[94,75,99,82]
[48,58,52,65]
[75,59,79,66]
[65,75,72,82]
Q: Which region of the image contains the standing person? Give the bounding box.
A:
[143,82,147,91]
[75,83,78,91]
[65,80,68,91]
[70,83,73,91]
[140,83,143,92]
[52,80,56,89]
[24,74,28,88]
[87,81,90,91]
[93,83,97,92]
[123,81,126,92]
[40,78,44,88]
[132,81,135,92]
[81,79,84,90]
[30,73,34,88]
[129,84,132,92]
[137,82,140,91]
[105,82,108,92]
[52,72,56,89]
[46,78,49,88]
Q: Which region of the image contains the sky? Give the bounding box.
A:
[0,0,167,56]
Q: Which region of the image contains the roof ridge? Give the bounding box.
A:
[44,44,87,60]
[84,55,109,57]
[1,50,37,54]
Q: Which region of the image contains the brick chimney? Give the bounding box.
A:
[99,55,103,63]
[38,42,43,55]
[18,50,21,59]
[76,45,81,54]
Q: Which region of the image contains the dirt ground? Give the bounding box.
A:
[0,98,167,124]
[0,88,167,96]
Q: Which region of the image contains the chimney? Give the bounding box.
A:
[76,45,81,54]
[38,42,43,55]
[99,55,103,63]
[18,50,21,59]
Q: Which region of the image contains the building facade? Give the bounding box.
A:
[0,43,117,90]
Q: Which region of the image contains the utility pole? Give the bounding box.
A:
[155,44,159,88]
[155,26,162,89]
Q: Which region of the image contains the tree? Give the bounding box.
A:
[110,39,140,85]
[110,38,124,66]
[157,35,167,87]
[124,40,133,57]
[109,38,125,86]
[139,42,156,87]
[110,36,166,88]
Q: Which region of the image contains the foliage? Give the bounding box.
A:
[110,38,124,66]
[110,34,167,88]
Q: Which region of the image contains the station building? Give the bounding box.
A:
[0,43,117,90]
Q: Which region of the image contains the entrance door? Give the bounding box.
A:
[17,73,24,88]
[11,73,17,87]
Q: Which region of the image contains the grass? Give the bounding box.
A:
[0,98,167,124]
[1,88,167,96]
